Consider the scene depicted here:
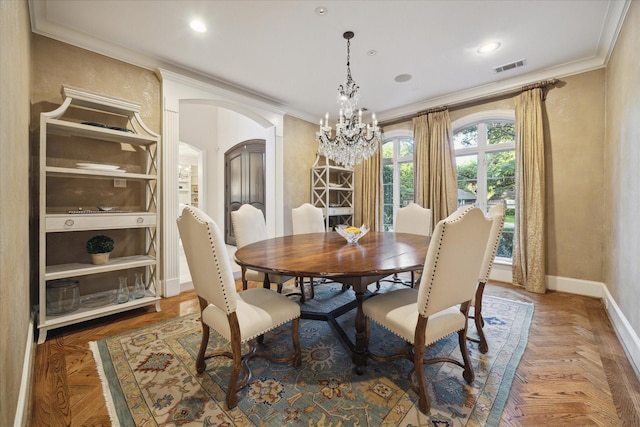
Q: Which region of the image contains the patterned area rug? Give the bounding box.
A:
[91,283,533,426]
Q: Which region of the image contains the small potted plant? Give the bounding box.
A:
[86,235,115,265]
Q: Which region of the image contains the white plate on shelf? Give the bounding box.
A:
[76,163,121,171]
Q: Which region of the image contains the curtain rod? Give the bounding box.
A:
[380,78,560,128]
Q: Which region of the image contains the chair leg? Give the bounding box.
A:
[414,343,430,413]
[475,281,488,353]
[414,317,430,414]
[226,315,243,410]
[196,321,210,374]
[458,329,475,384]
[309,277,315,299]
[240,267,248,290]
[291,318,302,367]
[413,270,422,287]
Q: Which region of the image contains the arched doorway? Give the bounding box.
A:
[160,69,285,297]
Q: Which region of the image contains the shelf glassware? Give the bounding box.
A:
[116,276,129,303]
[132,273,145,299]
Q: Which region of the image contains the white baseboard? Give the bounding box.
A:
[547,275,640,381]
[164,277,181,297]
[489,262,512,283]
[180,280,194,293]
[601,286,640,380]
[546,275,605,298]
[14,312,35,427]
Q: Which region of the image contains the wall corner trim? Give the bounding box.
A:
[547,275,640,381]
[14,312,35,427]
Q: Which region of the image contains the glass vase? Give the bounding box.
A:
[132,273,146,299]
[116,276,129,303]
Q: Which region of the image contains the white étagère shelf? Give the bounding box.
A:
[36,85,162,343]
[311,156,354,230]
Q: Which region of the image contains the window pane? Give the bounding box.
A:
[381,137,415,231]
[486,151,515,201]
[382,163,394,231]
[399,138,413,157]
[453,125,478,149]
[382,141,393,158]
[399,162,414,206]
[487,122,515,145]
[486,150,515,259]
[456,154,477,206]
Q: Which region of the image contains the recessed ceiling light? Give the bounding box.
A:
[190,20,207,33]
[316,6,328,16]
[477,41,501,54]
[367,50,378,56]
[394,74,412,83]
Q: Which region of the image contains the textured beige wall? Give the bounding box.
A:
[604,1,640,342]
[543,70,605,281]
[31,35,160,133]
[282,115,319,235]
[0,1,32,424]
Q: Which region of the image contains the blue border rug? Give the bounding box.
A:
[91,288,533,426]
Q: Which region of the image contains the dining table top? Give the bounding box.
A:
[233,231,429,279]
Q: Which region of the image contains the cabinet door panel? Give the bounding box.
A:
[227,151,243,212]
[246,150,265,211]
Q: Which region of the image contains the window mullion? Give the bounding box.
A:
[477,152,487,211]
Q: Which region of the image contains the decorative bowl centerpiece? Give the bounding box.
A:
[336,224,369,244]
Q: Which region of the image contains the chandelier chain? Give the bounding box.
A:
[346,38,352,82]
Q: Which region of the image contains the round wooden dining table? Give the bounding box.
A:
[234,231,429,373]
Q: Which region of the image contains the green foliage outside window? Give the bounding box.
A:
[455,121,516,259]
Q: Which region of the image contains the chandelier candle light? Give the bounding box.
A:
[317,31,381,169]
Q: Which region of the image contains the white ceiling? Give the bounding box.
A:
[30,0,630,123]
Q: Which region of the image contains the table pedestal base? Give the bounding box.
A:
[299,275,386,374]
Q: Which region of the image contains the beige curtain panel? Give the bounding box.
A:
[413,110,458,231]
[513,88,546,294]
[354,140,381,231]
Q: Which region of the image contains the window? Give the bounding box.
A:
[453,113,515,261]
[382,134,414,231]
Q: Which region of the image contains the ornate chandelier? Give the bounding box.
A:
[317,31,381,169]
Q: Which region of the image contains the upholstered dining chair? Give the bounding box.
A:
[380,203,432,288]
[363,206,493,414]
[291,203,326,302]
[292,203,325,234]
[231,204,294,293]
[177,206,302,409]
[469,201,505,353]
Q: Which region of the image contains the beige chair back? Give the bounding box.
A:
[177,206,237,315]
[394,203,432,236]
[417,207,493,318]
[231,204,268,249]
[479,202,506,282]
[292,203,325,234]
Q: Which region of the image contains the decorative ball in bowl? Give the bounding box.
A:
[336,224,369,244]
